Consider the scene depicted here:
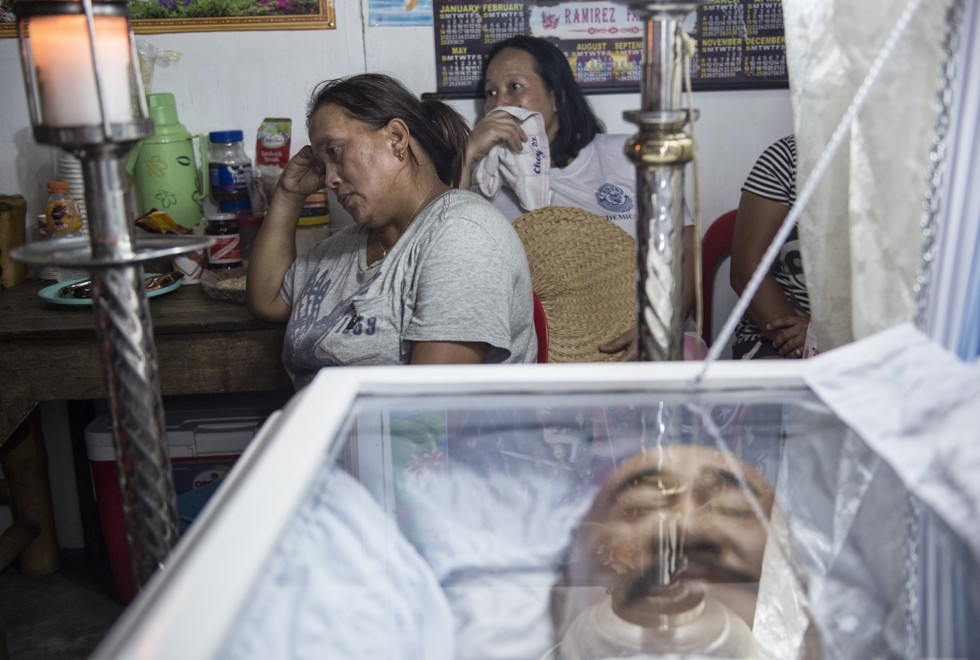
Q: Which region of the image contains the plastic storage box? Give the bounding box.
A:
[85,407,273,602]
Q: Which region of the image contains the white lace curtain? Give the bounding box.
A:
[782,0,953,352]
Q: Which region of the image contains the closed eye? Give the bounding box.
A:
[619,506,659,522]
[312,141,339,163]
[706,503,755,520]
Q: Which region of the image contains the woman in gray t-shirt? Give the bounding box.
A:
[247,73,537,389]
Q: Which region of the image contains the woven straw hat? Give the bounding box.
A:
[514,207,637,363]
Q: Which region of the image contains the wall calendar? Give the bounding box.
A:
[432,0,788,97]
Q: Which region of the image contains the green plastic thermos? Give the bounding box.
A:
[127,93,207,229]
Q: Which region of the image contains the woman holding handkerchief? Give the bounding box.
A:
[462,36,696,361]
[461,36,640,235]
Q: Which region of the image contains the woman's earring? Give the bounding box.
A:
[396,151,404,161]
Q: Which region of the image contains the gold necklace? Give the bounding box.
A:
[374,179,438,259]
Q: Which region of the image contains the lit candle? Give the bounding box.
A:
[30,14,135,127]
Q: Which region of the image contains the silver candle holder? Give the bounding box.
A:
[12,0,212,591]
[618,0,706,361]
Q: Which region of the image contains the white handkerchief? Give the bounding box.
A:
[472,106,551,212]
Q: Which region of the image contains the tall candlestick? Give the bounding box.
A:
[619,0,705,361]
[30,14,134,127]
[13,0,195,599]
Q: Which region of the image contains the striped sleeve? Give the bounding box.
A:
[741,135,797,207]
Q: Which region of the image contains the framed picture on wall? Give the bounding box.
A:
[0,0,335,37]
[0,2,15,36]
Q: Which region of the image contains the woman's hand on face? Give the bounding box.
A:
[466,111,528,166]
[598,327,638,362]
[766,310,810,358]
[277,145,326,199]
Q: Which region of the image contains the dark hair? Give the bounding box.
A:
[482,36,605,168]
[307,73,471,187]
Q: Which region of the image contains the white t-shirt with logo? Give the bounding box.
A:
[479,133,691,238]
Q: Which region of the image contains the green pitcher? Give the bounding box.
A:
[127,93,207,230]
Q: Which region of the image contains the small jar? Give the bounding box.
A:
[44,181,84,237]
[207,130,253,213]
[300,192,330,223]
[296,192,331,255]
[205,212,243,269]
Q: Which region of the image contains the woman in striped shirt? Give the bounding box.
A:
[730,135,810,359]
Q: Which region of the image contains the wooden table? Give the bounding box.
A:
[0,279,291,574]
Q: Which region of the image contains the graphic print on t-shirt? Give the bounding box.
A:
[285,269,381,381]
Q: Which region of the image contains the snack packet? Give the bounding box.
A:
[135,209,190,235]
[256,118,291,206]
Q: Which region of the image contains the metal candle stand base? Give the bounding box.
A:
[12,131,212,591]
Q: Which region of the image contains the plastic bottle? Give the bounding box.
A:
[44,181,84,237]
[205,212,243,270]
[41,182,87,281]
[207,131,253,213]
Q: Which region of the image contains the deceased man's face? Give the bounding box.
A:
[577,445,774,624]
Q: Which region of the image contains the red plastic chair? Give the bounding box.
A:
[532,291,549,363]
[701,210,738,346]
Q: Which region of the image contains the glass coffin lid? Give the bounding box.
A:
[93,361,980,659]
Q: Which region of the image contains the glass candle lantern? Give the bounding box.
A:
[15,0,148,138]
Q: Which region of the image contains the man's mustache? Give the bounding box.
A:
[620,554,759,604]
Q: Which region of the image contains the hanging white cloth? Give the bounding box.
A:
[801,323,980,562]
[750,324,980,659]
[782,0,952,351]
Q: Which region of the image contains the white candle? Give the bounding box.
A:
[30,14,135,127]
